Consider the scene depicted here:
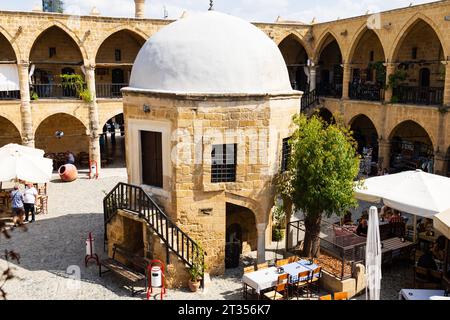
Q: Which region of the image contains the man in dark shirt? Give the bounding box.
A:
[417,249,438,271]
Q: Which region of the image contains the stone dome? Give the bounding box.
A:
[129,11,293,94]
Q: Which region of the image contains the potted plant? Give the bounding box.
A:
[272,203,286,242]
[188,247,205,292]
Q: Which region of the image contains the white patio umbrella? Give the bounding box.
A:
[366,206,382,300]
[0,144,53,183]
[433,208,450,240]
[354,170,450,218]
[0,143,45,157]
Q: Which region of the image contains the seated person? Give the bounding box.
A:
[432,236,446,261]
[380,206,392,222]
[356,218,368,237]
[417,248,438,271]
[389,210,403,223]
[341,211,353,225]
[66,151,75,165]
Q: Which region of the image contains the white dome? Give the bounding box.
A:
[129,11,292,94]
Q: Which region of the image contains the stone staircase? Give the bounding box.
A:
[103,182,204,273]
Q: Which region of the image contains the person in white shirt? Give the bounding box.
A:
[23,183,38,223]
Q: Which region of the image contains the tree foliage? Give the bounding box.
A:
[277,113,360,257]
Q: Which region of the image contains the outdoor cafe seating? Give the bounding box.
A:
[242,258,323,300]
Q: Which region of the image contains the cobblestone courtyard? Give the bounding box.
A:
[0,169,412,300]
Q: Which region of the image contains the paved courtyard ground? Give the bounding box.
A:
[0,169,412,300]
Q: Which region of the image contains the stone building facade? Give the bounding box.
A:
[0,1,449,175]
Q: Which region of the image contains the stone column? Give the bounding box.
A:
[84,64,102,174]
[309,66,317,92]
[433,150,446,175]
[18,62,34,147]
[342,63,351,99]
[134,0,145,18]
[378,139,391,171]
[256,223,267,264]
[384,63,397,103]
[443,62,450,107]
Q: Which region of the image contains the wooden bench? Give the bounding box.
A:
[99,244,149,296]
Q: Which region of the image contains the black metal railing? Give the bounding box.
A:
[0,90,20,100]
[287,219,366,280]
[392,86,444,106]
[96,83,128,98]
[317,83,343,99]
[103,182,204,271]
[349,83,385,102]
[31,83,78,99]
[301,89,319,113]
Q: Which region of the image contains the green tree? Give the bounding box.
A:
[277,114,360,257]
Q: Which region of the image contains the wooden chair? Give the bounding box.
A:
[427,270,443,289]
[333,292,348,300]
[308,266,322,295]
[275,259,289,267]
[288,256,299,263]
[243,265,256,300]
[264,274,288,300]
[244,266,255,274]
[319,294,332,300]
[413,266,430,289]
[293,270,311,299]
[257,262,269,270]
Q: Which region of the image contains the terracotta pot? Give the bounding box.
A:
[59,164,78,182]
[188,280,201,292]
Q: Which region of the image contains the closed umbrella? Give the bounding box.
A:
[366,206,382,300]
[0,144,53,183]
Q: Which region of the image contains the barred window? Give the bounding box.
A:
[211,144,237,183]
[281,137,292,172]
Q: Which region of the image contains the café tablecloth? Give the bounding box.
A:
[242,260,318,294]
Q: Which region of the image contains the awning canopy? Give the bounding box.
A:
[354,170,450,218]
[0,64,20,91]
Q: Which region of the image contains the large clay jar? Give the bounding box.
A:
[59,164,78,182]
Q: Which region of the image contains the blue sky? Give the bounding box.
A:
[2,0,437,23]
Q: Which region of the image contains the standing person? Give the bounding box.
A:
[10,185,24,227]
[23,183,38,223]
[110,121,116,145]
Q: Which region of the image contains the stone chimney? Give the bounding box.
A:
[134,0,145,18]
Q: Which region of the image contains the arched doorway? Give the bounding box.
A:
[389,120,433,173]
[0,32,20,100]
[35,113,89,169]
[350,115,379,176]
[316,34,343,98]
[316,108,335,125]
[278,35,309,91]
[101,113,125,168]
[30,26,84,99]
[348,29,386,101]
[225,203,257,268]
[95,30,146,98]
[0,116,21,147]
[391,19,445,105]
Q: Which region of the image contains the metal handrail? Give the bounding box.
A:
[103,182,204,270]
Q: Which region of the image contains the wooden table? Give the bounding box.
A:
[381,237,414,254]
[381,237,415,264]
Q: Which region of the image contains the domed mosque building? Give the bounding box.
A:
[107,10,302,286]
